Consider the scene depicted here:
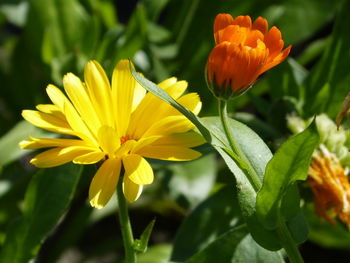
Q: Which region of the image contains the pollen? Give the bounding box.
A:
[120,135,131,145]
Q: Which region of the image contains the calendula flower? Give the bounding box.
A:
[309,146,350,228]
[288,114,350,228]
[20,60,204,208]
[206,14,291,99]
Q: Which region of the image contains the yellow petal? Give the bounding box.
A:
[46,84,66,109]
[22,110,74,135]
[89,158,121,209]
[127,79,188,138]
[62,100,97,145]
[136,146,201,161]
[36,104,65,118]
[175,93,202,115]
[46,84,97,145]
[63,73,101,133]
[115,140,137,157]
[142,116,194,137]
[84,60,114,128]
[30,146,96,168]
[123,154,153,185]
[97,126,120,156]
[151,132,205,148]
[73,151,105,164]
[132,82,146,112]
[139,92,202,132]
[162,80,188,99]
[19,137,94,150]
[157,77,177,89]
[122,176,143,203]
[112,60,136,136]
[131,136,162,153]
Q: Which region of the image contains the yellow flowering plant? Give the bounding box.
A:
[20,60,204,207]
[2,1,350,262]
[17,13,312,263]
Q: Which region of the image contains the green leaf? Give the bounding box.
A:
[305,0,350,117]
[167,154,217,209]
[0,1,29,27]
[0,163,82,263]
[133,219,156,253]
[171,186,243,261]
[233,112,281,141]
[111,5,148,64]
[138,244,172,263]
[201,117,282,250]
[256,122,319,229]
[142,0,170,21]
[0,120,53,172]
[263,0,337,45]
[185,226,247,263]
[185,226,284,263]
[232,233,285,263]
[265,58,308,102]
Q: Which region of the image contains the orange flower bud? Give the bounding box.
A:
[206,14,291,99]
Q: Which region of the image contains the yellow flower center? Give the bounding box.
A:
[120,135,131,145]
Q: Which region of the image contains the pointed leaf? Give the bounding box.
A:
[133,219,156,253]
[256,122,319,229]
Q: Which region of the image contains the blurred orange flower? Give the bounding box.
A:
[309,146,350,229]
[206,14,291,99]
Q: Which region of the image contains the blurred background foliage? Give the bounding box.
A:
[1,0,350,262]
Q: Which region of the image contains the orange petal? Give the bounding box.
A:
[264,26,284,58]
[252,16,268,34]
[232,15,252,28]
[207,41,268,93]
[220,25,248,45]
[245,29,265,48]
[214,13,234,43]
[260,45,291,74]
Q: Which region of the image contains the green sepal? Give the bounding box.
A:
[133,219,156,253]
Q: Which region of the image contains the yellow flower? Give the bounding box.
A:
[309,145,350,228]
[20,60,204,208]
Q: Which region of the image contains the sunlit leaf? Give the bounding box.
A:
[256,122,319,230]
[138,244,172,263]
[167,154,217,209]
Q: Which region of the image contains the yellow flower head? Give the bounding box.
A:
[20,60,204,208]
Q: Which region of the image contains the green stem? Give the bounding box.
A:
[277,219,304,263]
[218,99,262,191]
[117,178,136,263]
[218,99,303,263]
